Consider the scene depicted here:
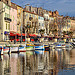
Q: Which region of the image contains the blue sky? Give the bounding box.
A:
[11,0,75,16]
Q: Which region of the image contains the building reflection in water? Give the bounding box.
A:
[0,48,75,75]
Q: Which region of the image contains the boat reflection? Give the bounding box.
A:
[0,48,75,75]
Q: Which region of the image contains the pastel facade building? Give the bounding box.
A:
[17,5,23,34]
[10,2,17,33]
[0,0,11,41]
[23,10,38,34]
[38,16,45,33]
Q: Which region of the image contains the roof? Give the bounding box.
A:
[23,9,39,16]
[11,2,17,9]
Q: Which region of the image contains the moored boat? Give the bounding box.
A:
[0,46,3,55]
[26,43,34,51]
[44,44,50,51]
[10,46,18,53]
[3,46,9,54]
[19,45,26,52]
[34,44,45,51]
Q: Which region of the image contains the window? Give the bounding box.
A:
[13,16,14,21]
[29,15,31,17]
[7,1,8,4]
[6,23,7,30]
[8,24,10,30]
[33,14,35,17]
[39,23,40,26]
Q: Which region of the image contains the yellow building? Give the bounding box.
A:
[17,5,23,34]
[63,16,71,32]
[23,10,38,35]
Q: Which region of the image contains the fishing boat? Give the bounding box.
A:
[0,46,3,55]
[26,43,34,51]
[34,44,45,51]
[19,45,26,52]
[10,46,18,53]
[44,44,50,51]
[3,46,10,54]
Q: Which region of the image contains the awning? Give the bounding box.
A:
[29,34,37,37]
[16,33,21,36]
[22,33,26,36]
[10,32,16,36]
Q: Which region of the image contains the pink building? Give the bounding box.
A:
[10,2,17,33]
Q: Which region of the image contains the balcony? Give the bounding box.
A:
[4,17,12,22]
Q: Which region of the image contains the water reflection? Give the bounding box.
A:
[0,48,75,75]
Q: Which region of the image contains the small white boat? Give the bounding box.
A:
[0,46,3,55]
[19,45,26,52]
[10,46,18,53]
[3,46,10,54]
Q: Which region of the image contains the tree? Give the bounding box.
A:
[53,29,57,36]
[39,29,45,37]
[68,31,73,38]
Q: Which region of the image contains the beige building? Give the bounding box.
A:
[17,5,23,34]
[63,16,71,32]
[70,19,75,37]
[0,0,11,41]
[23,10,38,35]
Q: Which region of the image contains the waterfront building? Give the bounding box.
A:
[56,15,63,37]
[23,10,38,35]
[10,2,17,33]
[38,16,45,35]
[62,16,71,37]
[17,5,23,34]
[70,19,75,38]
[44,13,49,35]
[49,16,55,36]
[0,0,11,41]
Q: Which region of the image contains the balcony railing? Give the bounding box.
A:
[4,17,12,22]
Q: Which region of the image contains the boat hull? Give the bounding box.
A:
[0,46,3,55]
[34,45,45,51]
[44,45,50,51]
[3,47,9,54]
[26,46,34,50]
[10,47,18,53]
[19,47,26,52]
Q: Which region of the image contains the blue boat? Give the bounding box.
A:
[34,44,45,51]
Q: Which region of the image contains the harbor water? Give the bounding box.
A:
[0,48,75,75]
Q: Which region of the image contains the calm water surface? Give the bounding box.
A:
[0,48,75,75]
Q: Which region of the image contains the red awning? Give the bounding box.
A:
[29,34,37,37]
[10,32,16,36]
[22,33,26,36]
[16,33,21,36]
